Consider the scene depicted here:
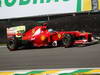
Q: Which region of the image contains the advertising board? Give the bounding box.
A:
[0,0,92,19]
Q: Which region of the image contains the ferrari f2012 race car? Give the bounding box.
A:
[7,24,99,51]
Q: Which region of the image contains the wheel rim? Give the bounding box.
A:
[63,34,72,47]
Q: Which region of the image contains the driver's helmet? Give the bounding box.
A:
[48,29,54,32]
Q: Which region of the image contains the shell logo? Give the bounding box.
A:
[58,34,61,38]
[41,35,46,41]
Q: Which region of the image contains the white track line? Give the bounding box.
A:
[0,46,6,48]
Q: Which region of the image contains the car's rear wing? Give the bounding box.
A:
[7,26,26,38]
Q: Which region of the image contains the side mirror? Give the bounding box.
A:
[43,23,48,26]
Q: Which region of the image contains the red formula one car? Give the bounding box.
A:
[7,24,98,51]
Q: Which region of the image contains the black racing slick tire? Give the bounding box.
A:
[62,34,74,48]
[7,38,19,51]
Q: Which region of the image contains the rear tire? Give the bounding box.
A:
[7,38,19,51]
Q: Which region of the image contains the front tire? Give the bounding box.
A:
[62,34,74,48]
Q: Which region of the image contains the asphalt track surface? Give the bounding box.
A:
[0,44,100,70]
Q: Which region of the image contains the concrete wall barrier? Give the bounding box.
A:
[0,13,100,43]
